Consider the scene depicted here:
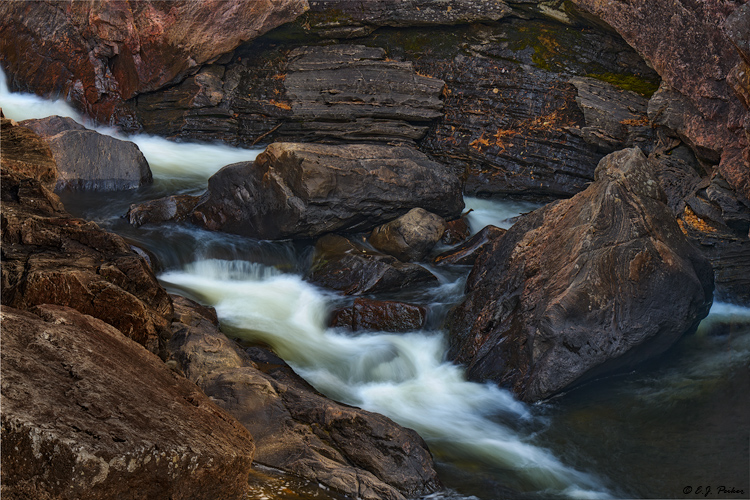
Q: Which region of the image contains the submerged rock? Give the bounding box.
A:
[369,208,447,262]
[1,304,255,500]
[306,234,439,295]
[191,142,463,239]
[329,298,427,332]
[168,297,441,500]
[127,194,202,228]
[448,148,714,402]
[21,116,152,191]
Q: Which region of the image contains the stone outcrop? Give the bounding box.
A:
[191,142,464,239]
[0,0,309,125]
[329,298,427,332]
[1,176,173,357]
[1,304,255,500]
[369,208,447,262]
[570,0,750,202]
[307,234,438,295]
[0,117,57,189]
[135,44,445,144]
[21,116,152,191]
[447,148,714,402]
[168,297,441,500]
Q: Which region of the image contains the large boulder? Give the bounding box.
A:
[21,116,152,191]
[0,0,308,125]
[191,142,464,239]
[1,176,173,357]
[306,234,438,295]
[570,0,750,202]
[369,208,447,262]
[1,304,255,500]
[447,148,714,402]
[168,297,441,500]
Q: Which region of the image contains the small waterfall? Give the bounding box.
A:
[160,259,613,498]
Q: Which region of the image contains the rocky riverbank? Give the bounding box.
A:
[2,1,749,499]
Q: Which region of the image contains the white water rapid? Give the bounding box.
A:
[6,65,748,500]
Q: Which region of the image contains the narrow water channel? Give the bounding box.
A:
[2,73,748,500]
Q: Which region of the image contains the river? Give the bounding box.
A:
[2,70,748,500]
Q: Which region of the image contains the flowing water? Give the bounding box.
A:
[2,70,749,500]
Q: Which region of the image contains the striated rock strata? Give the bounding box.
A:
[448,148,714,402]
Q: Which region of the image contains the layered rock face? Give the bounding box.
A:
[0,0,308,125]
[191,142,464,239]
[135,44,445,144]
[1,305,256,500]
[448,149,714,402]
[168,297,441,500]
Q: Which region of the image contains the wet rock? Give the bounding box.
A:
[329,298,427,332]
[442,216,472,245]
[0,117,57,189]
[306,234,438,295]
[306,0,512,38]
[0,0,308,125]
[21,116,152,191]
[447,148,714,402]
[571,0,750,201]
[569,76,653,154]
[127,194,202,228]
[167,298,441,500]
[1,304,255,500]
[433,225,506,267]
[192,142,463,239]
[136,44,445,144]
[369,208,447,262]
[1,177,173,357]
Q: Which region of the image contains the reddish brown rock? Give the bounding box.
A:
[330,298,427,332]
[442,216,472,245]
[0,117,57,189]
[0,0,308,125]
[448,148,714,402]
[1,304,255,500]
[127,194,202,228]
[571,0,750,201]
[1,177,173,357]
